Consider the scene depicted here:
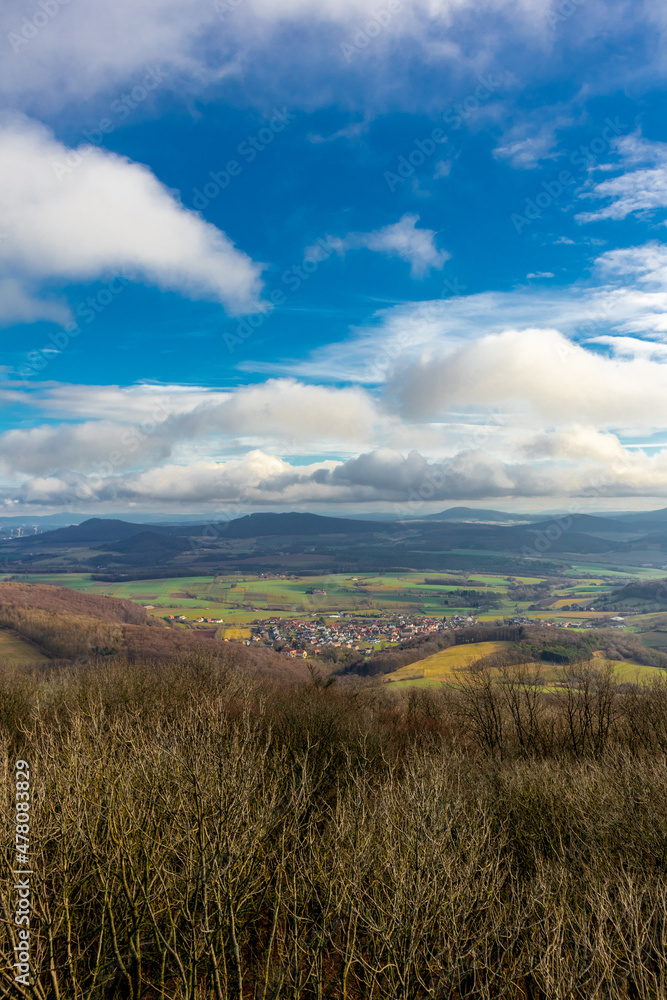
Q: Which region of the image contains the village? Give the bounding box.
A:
[250,612,474,655]
[244,609,621,657]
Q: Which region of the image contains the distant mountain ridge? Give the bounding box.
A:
[20,518,176,544]
[419,506,540,523]
[219,512,391,537]
[16,511,392,547]
[99,531,193,555]
[7,508,667,578]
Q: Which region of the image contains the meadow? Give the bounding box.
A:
[0,626,48,665]
[3,568,623,618]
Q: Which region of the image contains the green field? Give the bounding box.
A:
[0,628,49,666]
[6,563,667,635]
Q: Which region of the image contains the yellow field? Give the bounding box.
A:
[384,641,511,685]
[383,640,667,689]
[0,628,49,666]
[218,626,252,640]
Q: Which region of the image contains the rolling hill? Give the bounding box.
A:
[99,531,193,555]
[419,507,539,523]
[219,512,392,537]
[0,582,307,678]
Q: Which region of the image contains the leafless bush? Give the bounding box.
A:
[1,656,667,997]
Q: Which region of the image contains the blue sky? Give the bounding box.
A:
[1,0,667,515]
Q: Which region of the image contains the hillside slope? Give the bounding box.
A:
[0,582,308,678]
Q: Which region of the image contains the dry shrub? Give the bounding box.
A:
[0,657,666,998]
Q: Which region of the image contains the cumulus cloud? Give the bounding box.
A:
[175,380,380,444]
[257,240,667,383]
[389,327,667,427]
[313,214,449,278]
[0,115,266,324]
[0,420,174,477]
[0,379,389,480]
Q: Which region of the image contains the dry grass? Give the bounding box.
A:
[383,641,512,685]
[0,627,48,666]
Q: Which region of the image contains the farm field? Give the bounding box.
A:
[4,564,665,633]
[4,571,513,618]
[384,641,513,686]
[383,641,667,689]
[0,627,49,666]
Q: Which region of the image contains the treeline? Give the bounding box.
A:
[91,568,209,581]
[0,603,123,658]
[444,589,500,607]
[589,576,667,610]
[0,581,149,624]
[518,627,667,669]
[595,630,667,667]
[3,655,667,997]
[506,580,553,602]
[465,626,667,670]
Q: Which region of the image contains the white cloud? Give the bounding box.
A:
[0,277,70,325]
[526,271,554,278]
[584,335,667,361]
[493,110,574,170]
[174,379,380,444]
[309,214,449,279]
[577,134,667,222]
[0,420,174,477]
[0,114,266,324]
[388,326,667,429]
[0,379,390,479]
[250,240,667,383]
[0,0,567,122]
[16,433,667,508]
